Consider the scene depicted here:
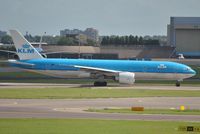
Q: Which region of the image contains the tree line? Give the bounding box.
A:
[1,34,160,46]
[101,35,160,45]
[0,34,96,46]
[0,35,13,44]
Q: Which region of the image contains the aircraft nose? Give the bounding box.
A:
[190,69,196,76]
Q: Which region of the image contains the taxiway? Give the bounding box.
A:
[0,83,199,121]
[0,97,200,121]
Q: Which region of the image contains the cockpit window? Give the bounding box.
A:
[184,67,191,71]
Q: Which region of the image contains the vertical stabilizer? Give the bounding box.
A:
[9,29,43,60]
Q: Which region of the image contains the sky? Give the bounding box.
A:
[0,0,200,36]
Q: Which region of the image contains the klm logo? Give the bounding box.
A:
[17,43,35,54]
[158,64,167,69]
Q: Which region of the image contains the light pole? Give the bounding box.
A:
[78,34,80,59]
[39,32,46,49]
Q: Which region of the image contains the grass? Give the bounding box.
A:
[0,119,199,134]
[0,71,46,78]
[0,87,200,99]
[137,80,200,85]
[191,65,200,79]
[87,108,200,115]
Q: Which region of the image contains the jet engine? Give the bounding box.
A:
[117,72,135,85]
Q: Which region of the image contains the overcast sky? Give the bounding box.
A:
[0,0,200,36]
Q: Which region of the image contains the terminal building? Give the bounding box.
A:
[167,17,200,58]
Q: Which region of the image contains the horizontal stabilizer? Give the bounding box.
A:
[8,59,35,66]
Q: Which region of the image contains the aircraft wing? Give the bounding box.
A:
[73,65,120,76]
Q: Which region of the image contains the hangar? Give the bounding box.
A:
[167,17,200,58]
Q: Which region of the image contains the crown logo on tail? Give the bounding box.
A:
[22,43,30,48]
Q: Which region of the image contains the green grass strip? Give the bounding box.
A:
[0,119,199,134]
[0,88,200,99]
[87,108,200,115]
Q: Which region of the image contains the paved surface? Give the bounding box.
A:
[0,83,200,90]
[0,83,82,88]
[0,67,24,72]
[0,98,200,121]
[0,83,199,121]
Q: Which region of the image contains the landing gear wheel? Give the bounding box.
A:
[176,81,180,87]
[94,81,107,86]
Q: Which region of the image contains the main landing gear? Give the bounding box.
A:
[176,80,181,87]
[92,74,107,86]
[94,81,107,86]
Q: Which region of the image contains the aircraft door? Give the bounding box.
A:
[173,66,179,80]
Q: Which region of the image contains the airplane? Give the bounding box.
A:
[7,29,196,86]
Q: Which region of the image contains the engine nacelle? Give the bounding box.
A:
[118,72,135,85]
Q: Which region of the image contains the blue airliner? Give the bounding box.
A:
[8,30,196,86]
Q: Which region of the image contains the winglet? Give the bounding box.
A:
[9,29,43,60]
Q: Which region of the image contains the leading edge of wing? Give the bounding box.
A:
[73,65,120,73]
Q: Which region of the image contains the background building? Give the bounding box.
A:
[0,30,7,37]
[0,30,7,42]
[167,17,200,58]
[60,29,82,36]
[84,28,99,42]
[60,28,99,42]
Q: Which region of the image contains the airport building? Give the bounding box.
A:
[41,45,173,59]
[0,30,7,37]
[0,30,7,42]
[60,28,99,42]
[167,17,200,58]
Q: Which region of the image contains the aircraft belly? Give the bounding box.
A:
[135,72,192,80]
